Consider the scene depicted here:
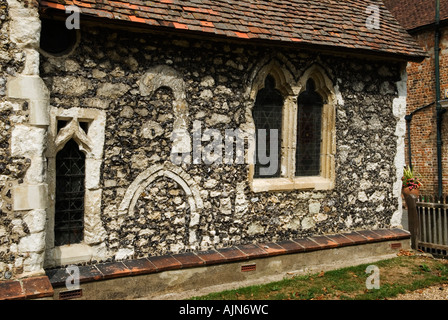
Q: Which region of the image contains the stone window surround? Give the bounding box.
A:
[246,61,338,193]
[44,106,107,268]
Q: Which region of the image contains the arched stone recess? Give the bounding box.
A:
[118,161,203,255]
[139,65,190,154]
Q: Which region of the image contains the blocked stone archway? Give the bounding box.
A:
[118,162,203,255]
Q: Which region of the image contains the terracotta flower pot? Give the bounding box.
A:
[402,187,420,197]
[401,187,420,209]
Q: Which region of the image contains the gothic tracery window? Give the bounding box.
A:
[250,64,336,192]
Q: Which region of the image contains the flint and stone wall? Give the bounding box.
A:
[0,11,408,278]
[40,24,406,264]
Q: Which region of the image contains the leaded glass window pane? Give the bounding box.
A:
[253,75,283,178]
[296,79,323,177]
[55,139,85,246]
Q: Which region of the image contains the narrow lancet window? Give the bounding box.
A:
[55,139,85,246]
[296,79,323,177]
[252,75,283,178]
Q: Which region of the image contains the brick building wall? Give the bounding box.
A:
[405,26,448,195]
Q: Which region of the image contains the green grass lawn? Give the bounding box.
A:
[191,252,448,300]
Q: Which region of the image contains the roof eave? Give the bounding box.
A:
[407,18,448,35]
[39,8,427,63]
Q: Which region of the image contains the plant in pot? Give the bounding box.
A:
[402,166,423,197]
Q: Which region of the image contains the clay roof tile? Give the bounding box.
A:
[39,0,426,60]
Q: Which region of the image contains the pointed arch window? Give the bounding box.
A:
[249,64,336,192]
[45,107,106,268]
[252,75,283,178]
[296,79,324,177]
[55,139,85,246]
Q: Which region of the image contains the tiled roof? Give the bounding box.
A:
[384,0,448,31]
[39,0,426,60]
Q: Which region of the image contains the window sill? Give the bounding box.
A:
[53,243,93,266]
[251,176,334,193]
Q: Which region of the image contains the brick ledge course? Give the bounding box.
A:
[0,228,410,299]
[0,276,53,300]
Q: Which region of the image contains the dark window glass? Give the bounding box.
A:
[252,76,283,178]
[296,79,323,177]
[55,139,85,246]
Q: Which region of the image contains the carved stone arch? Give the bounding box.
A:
[244,57,298,136]
[54,119,91,155]
[118,162,203,250]
[139,65,186,101]
[248,58,297,101]
[297,63,339,105]
[139,65,190,153]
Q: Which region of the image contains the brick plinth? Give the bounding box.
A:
[45,228,410,289]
